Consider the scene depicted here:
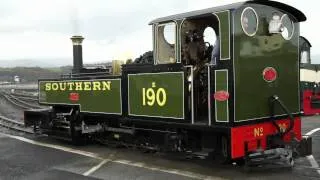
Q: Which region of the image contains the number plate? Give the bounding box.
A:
[128,72,184,119]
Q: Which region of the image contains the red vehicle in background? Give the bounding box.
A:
[300,36,320,115]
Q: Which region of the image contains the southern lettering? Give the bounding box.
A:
[45,81,111,91]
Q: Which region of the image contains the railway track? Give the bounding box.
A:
[0,91,40,134]
[11,92,37,98]
[2,93,42,109]
[13,96,38,102]
[12,91,37,96]
[0,115,33,134]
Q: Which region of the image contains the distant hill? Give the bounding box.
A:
[0,58,72,68]
[0,66,72,83]
[0,58,117,83]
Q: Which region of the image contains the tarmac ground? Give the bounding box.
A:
[0,115,319,180]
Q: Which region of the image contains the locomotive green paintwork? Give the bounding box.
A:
[128,72,184,119]
[214,11,230,60]
[39,79,122,114]
[215,70,229,122]
[233,5,300,121]
[39,72,185,118]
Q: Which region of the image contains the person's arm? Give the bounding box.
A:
[211,37,220,65]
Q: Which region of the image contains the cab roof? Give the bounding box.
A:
[300,36,312,47]
[149,0,306,24]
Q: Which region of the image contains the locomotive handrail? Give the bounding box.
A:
[269,95,294,136]
[184,65,194,124]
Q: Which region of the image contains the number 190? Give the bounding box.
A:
[142,87,167,106]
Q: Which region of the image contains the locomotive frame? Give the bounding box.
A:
[25,0,312,165]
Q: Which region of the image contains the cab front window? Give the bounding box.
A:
[281,14,294,40]
[156,22,176,64]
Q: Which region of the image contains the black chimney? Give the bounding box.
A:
[71,35,84,74]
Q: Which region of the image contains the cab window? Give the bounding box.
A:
[301,51,309,64]
[156,22,176,64]
[181,15,219,66]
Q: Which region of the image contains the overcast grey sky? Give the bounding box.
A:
[0,0,316,65]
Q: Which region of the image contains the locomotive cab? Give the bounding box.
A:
[148,0,311,162]
[151,11,227,124]
[149,1,302,125]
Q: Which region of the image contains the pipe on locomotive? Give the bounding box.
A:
[269,95,294,137]
[71,35,84,74]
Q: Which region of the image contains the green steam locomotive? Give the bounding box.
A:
[25,0,312,165]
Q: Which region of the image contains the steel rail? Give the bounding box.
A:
[0,115,34,134]
[11,95,38,102]
[3,94,30,109]
[11,92,37,98]
[8,95,41,109]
